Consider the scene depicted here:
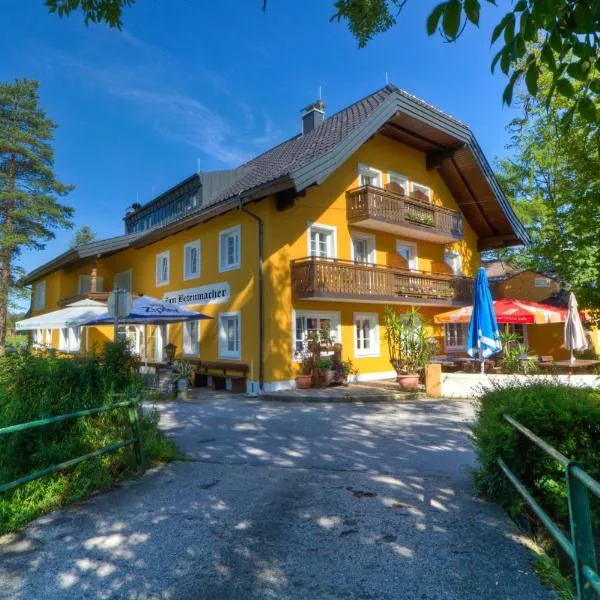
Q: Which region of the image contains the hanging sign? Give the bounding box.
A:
[163,282,230,307]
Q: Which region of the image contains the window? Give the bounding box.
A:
[534,277,551,288]
[219,226,241,272]
[354,313,380,357]
[358,164,382,188]
[351,232,375,264]
[293,310,341,359]
[156,251,170,286]
[78,274,104,295]
[308,224,337,259]
[396,240,418,271]
[444,249,462,276]
[184,240,201,280]
[34,281,46,310]
[444,323,468,352]
[59,327,81,353]
[411,182,431,202]
[388,172,409,195]
[503,324,529,347]
[114,270,132,293]
[117,325,144,356]
[183,321,200,356]
[219,312,241,359]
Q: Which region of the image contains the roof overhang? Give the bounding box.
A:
[290,92,528,249]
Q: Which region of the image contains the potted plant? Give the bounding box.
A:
[172,359,193,400]
[334,358,355,386]
[295,355,313,389]
[316,357,335,386]
[384,305,434,390]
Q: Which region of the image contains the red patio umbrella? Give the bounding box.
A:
[434,299,569,325]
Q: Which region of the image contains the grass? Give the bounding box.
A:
[534,552,575,600]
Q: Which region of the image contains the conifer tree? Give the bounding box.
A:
[0,78,73,353]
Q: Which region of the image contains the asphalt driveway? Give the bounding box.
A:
[0,398,553,599]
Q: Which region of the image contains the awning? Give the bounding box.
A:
[434,299,569,325]
[15,299,107,331]
[83,295,211,325]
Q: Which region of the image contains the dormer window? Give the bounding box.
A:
[358,164,382,188]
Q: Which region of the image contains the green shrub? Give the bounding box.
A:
[473,381,600,530]
[0,342,179,533]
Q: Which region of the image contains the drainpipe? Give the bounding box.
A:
[238,195,264,392]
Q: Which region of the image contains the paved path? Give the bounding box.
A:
[0,398,553,599]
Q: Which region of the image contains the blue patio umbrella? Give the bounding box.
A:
[467,267,501,373]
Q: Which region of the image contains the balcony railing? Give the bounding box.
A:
[291,257,473,305]
[346,185,463,242]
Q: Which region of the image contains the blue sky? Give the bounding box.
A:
[1,1,518,281]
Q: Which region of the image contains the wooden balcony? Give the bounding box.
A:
[291,257,473,306]
[346,185,463,243]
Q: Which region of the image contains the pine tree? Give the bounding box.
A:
[0,78,74,353]
[70,225,96,248]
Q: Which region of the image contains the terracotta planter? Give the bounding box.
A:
[397,374,419,390]
[295,374,312,389]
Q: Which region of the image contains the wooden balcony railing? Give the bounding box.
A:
[291,257,473,305]
[346,185,463,240]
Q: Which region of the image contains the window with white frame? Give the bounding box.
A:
[351,232,375,264]
[308,224,336,259]
[59,327,81,353]
[78,274,104,295]
[219,226,241,272]
[354,312,380,357]
[396,240,418,271]
[156,251,170,286]
[183,320,200,356]
[113,270,132,293]
[184,240,201,280]
[34,281,46,310]
[358,164,382,188]
[388,171,409,195]
[293,310,341,359]
[444,323,468,352]
[444,249,462,276]
[219,312,241,359]
[534,277,551,288]
[411,182,431,202]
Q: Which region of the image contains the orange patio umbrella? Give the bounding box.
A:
[434,299,569,325]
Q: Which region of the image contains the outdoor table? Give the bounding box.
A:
[551,360,600,375]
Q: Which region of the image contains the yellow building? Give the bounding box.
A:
[23,85,527,392]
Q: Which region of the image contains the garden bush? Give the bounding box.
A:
[473,381,600,531]
[0,341,179,533]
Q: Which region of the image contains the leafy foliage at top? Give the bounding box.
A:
[493,66,600,320]
[45,0,136,28]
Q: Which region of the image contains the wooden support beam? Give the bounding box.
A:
[426,144,465,170]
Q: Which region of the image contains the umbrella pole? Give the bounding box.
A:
[570,349,575,366]
[144,324,148,369]
[479,338,485,375]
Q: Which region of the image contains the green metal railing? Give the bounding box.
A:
[0,397,144,495]
[499,414,600,599]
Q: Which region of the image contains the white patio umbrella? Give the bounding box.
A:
[564,292,588,365]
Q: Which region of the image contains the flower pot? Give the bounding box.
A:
[295,374,312,389]
[397,374,419,390]
[319,369,336,387]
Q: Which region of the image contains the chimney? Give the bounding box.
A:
[301,100,325,135]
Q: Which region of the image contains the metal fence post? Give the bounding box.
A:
[128,400,144,467]
[567,462,598,600]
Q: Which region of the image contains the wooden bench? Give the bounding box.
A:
[194,361,250,394]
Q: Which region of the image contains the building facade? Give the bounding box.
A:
[23,86,527,391]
